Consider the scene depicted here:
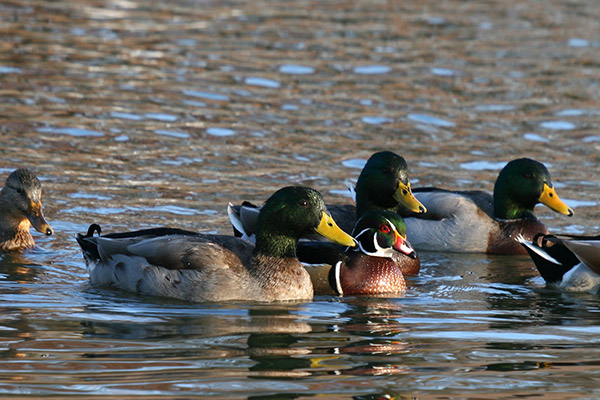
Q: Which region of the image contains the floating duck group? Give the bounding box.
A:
[2,151,598,301]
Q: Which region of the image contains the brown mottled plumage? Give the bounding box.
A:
[0,169,53,252]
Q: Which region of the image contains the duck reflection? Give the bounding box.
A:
[79,297,312,340]
[246,299,412,380]
[0,252,39,283]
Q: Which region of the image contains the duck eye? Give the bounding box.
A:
[381,167,391,175]
[524,173,534,179]
[15,188,23,194]
[298,199,308,207]
[379,224,391,234]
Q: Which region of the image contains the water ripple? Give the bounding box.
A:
[37,127,104,137]
[0,66,22,74]
[206,127,236,136]
[341,158,367,169]
[523,133,549,142]
[568,38,590,47]
[111,112,143,121]
[154,129,190,139]
[244,77,281,88]
[539,120,576,130]
[182,90,229,101]
[362,116,393,125]
[145,113,178,122]
[460,161,506,171]
[279,64,315,75]
[430,67,458,76]
[353,65,391,75]
[407,113,455,127]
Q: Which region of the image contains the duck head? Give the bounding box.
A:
[355,151,426,216]
[493,158,573,220]
[254,186,356,257]
[1,169,53,236]
[351,210,416,259]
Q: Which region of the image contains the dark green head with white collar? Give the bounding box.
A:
[493,158,573,220]
[254,186,356,257]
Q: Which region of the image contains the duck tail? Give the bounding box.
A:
[517,234,577,284]
[76,224,103,262]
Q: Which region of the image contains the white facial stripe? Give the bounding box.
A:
[354,227,370,239]
[383,217,398,234]
[367,232,394,258]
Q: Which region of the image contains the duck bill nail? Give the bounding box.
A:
[394,235,415,256]
[539,183,574,217]
[315,212,357,247]
[394,182,427,214]
[28,201,54,235]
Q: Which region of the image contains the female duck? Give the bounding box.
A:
[402,158,573,254]
[76,186,356,303]
[299,210,416,296]
[519,234,600,294]
[0,169,53,252]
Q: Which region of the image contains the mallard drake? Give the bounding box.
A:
[0,169,53,252]
[518,234,600,294]
[401,158,574,254]
[299,210,416,296]
[76,186,357,302]
[228,151,426,251]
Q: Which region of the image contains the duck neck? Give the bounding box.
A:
[493,190,535,220]
[253,231,298,259]
[355,189,397,217]
[0,217,34,251]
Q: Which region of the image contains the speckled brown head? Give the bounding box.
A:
[1,168,53,238]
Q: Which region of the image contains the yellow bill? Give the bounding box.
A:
[393,181,427,214]
[538,183,574,216]
[315,212,357,247]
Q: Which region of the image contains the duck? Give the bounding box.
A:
[298,210,416,296]
[0,168,53,252]
[518,233,600,294]
[401,158,574,254]
[228,151,426,273]
[229,151,426,237]
[76,186,357,303]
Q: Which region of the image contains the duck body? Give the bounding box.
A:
[0,169,53,252]
[79,226,278,302]
[402,158,573,255]
[404,188,548,254]
[518,234,600,294]
[77,187,357,303]
[299,210,416,296]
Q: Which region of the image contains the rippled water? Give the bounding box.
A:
[1,0,600,398]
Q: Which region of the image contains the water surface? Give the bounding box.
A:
[1,0,599,398]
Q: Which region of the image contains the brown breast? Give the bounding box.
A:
[487,219,549,255]
[340,253,406,295]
